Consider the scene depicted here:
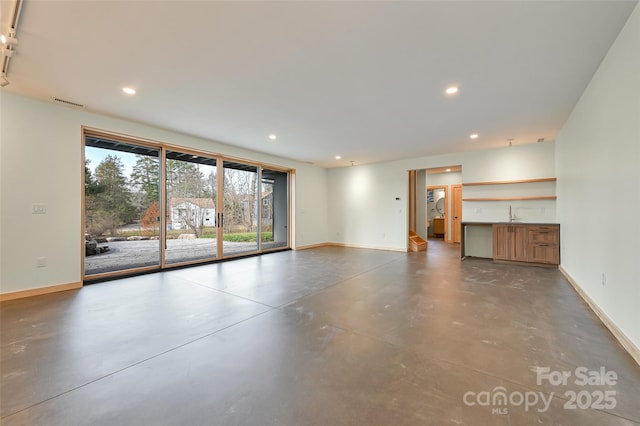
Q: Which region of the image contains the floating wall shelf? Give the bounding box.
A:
[462,177,557,186]
[463,196,557,201]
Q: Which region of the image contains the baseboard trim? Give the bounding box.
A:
[294,242,330,250]
[0,281,82,302]
[326,242,409,253]
[559,265,640,367]
[296,242,409,253]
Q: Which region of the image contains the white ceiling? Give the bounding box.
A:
[2,0,637,167]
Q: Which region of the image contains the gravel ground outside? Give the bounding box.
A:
[85,239,286,275]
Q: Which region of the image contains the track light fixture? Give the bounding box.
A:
[1,0,23,89]
[2,47,15,58]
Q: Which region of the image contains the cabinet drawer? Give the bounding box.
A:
[528,226,559,244]
[529,243,559,264]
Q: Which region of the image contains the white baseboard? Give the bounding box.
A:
[559,265,640,367]
[326,242,408,253]
[295,241,409,253]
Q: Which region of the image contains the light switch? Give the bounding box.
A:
[32,204,47,214]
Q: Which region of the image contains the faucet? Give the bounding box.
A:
[508,205,513,223]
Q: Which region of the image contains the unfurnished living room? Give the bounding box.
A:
[1,1,639,425]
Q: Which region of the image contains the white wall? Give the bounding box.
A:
[556,5,640,350]
[0,93,328,294]
[327,142,557,251]
[328,163,407,250]
[460,143,557,224]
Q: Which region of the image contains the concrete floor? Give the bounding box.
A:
[1,242,639,425]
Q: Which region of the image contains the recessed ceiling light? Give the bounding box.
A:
[268,134,277,140]
[470,133,479,139]
[446,168,452,172]
[335,155,341,160]
[445,86,459,95]
[122,87,136,95]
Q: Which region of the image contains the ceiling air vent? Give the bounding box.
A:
[50,97,86,108]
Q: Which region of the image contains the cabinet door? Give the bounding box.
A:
[512,225,529,262]
[493,225,511,260]
[433,218,445,235]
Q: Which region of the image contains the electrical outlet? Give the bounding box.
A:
[32,204,47,214]
[36,257,47,268]
[602,273,606,286]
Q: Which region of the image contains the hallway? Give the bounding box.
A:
[2,242,639,425]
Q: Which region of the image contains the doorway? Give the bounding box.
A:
[425,165,463,244]
[427,186,448,240]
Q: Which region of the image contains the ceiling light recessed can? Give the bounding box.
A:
[445,86,459,95]
[268,134,277,140]
[470,133,479,139]
[335,155,341,160]
[122,87,136,95]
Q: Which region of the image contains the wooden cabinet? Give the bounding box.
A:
[492,224,559,266]
[493,224,528,262]
[528,225,560,264]
[433,218,445,237]
[493,224,511,260]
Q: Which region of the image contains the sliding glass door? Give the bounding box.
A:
[83,130,291,281]
[164,151,218,265]
[222,161,259,257]
[261,168,289,251]
[84,136,161,276]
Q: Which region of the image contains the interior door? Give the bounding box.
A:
[451,184,462,243]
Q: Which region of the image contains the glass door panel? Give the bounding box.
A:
[261,168,289,250]
[165,151,218,265]
[84,137,161,276]
[222,161,259,256]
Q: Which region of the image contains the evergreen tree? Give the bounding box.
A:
[92,155,136,235]
[130,155,159,208]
